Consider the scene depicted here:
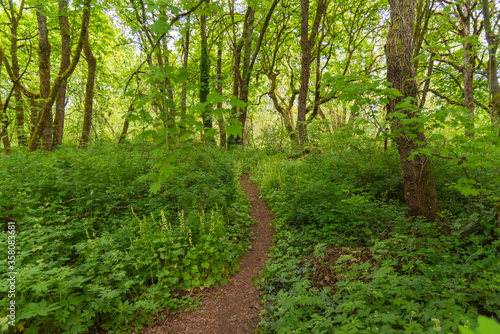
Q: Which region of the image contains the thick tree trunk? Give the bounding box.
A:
[482,0,500,124]
[53,0,71,146]
[297,0,311,144]
[297,0,325,145]
[28,0,91,152]
[386,0,442,223]
[79,33,96,148]
[36,3,52,151]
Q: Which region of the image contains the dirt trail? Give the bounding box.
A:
[142,174,274,334]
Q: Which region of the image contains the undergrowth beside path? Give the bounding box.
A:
[247,144,500,334]
[0,144,252,333]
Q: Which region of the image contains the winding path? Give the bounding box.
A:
[142,174,274,334]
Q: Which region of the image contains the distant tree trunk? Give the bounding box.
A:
[79,33,96,148]
[0,58,11,154]
[386,0,443,223]
[36,3,52,151]
[199,11,212,133]
[217,46,226,147]
[53,0,71,146]
[459,2,475,136]
[482,0,500,124]
[228,1,278,146]
[235,7,254,145]
[28,0,91,152]
[181,16,190,120]
[297,0,326,145]
[227,0,241,146]
[118,102,134,144]
[8,0,25,146]
[29,97,38,139]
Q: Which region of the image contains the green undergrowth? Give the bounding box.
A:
[251,142,500,334]
[0,144,252,333]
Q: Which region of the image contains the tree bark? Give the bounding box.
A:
[8,0,25,146]
[297,0,326,145]
[35,2,52,151]
[28,0,91,152]
[217,46,226,147]
[199,11,212,131]
[118,102,135,144]
[458,2,475,136]
[228,0,278,146]
[53,0,71,146]
[386,0,443,223]
[79,32,96,148]
[0,58,11,154]
[181,16,190,119]
[481,0,500,124]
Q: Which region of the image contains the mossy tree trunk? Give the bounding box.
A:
[217,47,226,147]
[297,0,326,145]
[199,11,212,132]
[482,0,500,125]
[386,0,443,223]
[79,30,96,148]
[28,0,91,152]
[0,57,11,154]
[6,0,26,146]
[53,0,71,146]
[35,2,52,151]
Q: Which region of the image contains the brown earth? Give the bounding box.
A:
[141,174,274,334]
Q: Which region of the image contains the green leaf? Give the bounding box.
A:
[150,19,170,35]
[207,92,223,104]
[229,96,246,108]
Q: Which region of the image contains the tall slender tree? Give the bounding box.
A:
[297,0,326,144]
[79,30,96,148]
[482,0,500,123]
[53,0,71,146]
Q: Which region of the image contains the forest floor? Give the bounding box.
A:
[142,174,274,334]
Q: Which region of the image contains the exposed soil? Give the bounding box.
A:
[141,174,274,334]
[308,246,375,292]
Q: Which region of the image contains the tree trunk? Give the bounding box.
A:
[297,0,311,144]
[9,8,25,146]
[181,16,189,120]
[235,7,254,145]
[386,0,442,223]
[199,12,212,132]
[228,1,278,146]
[481,0,500,124]
[217,46,226,147]
[118,102,134,144]
[0,58,11,154]
[79,32,96,148]
[36,3,52,151]
[459,2,475,136]
[53,0,71,146]
[28,0,91,152]
[297,0,325,145]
